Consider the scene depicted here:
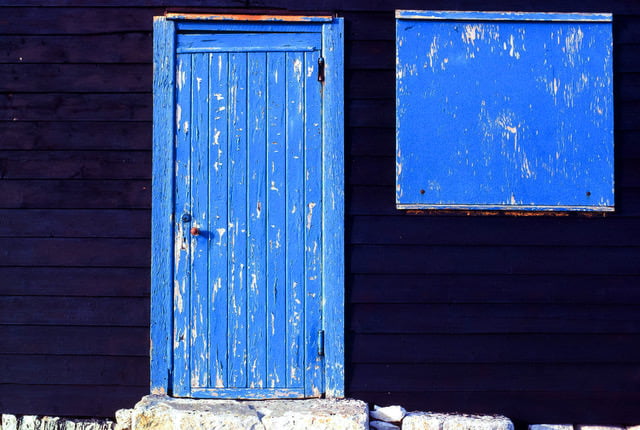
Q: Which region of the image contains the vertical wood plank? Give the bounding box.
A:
[247,51,268,389]
[151,16,175,395]
[190,53,210,389]
[266,51,287,388]
[173,52,193,397]
[322,18,345,398]
[303,49,325,397]
[208,52,229,389]
[227,52,248,388]
[286,51,305,389]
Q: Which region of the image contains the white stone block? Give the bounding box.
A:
[130,395,368,430]
[18,416,40,430]
[403,412,513,430]
[62,421,77,430]
[371,405,407,423]
[2,415,18,430]
[578,426,625,430]
[529,425,573,430]
[370,420,400,430]
[132,397,263,430]
[40,416,61,430]
[403,412,446,430]
[258,398,369,430]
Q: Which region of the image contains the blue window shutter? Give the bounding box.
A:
[396,11,614,211]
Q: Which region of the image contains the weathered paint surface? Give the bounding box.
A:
[396,11,614,211]
[396,10,613,22]
[166,13,333,22]
[153,17,345,399]
[151,16,175,395]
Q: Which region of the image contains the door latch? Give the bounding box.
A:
[318,57,325,82]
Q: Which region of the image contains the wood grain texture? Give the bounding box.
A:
[0,355,148,385]
[0,34,152,63]
[0,238,149,267]
[351,245,640,275]
[0,94,151,121]
[350,215,640,246]
[0,151,150,180]
[0,384,147,418]
[1,64,152,93]
[350,274,640,305]
[0,267,149,296]
[0,7,159,34]
[0,296,149,326]
[2,326,149,355]
[350,303,640,334]
[0,180,150,209]
[2,121,151,150]
[350,363,639,392]
[0,209,150,238]
[350,333,640,363]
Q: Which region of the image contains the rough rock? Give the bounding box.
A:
[403,412,513,430]
[114,409,133,430]
[130,395,369,430]
[3,415,18,430]
[370,419,400,430]
[370,405,406,423]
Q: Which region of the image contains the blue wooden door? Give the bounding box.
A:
[162,17,343,399]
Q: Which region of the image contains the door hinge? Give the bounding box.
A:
[318,57,325,82]
[318,330,325,356]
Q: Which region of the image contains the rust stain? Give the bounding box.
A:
[405,209,607,217]
[165,13,333,22]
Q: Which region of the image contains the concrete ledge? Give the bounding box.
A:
[403,412,514,430]
[129,395,369,430]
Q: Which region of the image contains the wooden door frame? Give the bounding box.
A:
[151,14,344,398]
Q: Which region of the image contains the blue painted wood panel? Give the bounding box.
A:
[396,11,614,211]
[160,17,345,399]
[177,32,321,53]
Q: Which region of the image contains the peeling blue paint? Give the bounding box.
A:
[396,11,614,211]
[153,15,344,399]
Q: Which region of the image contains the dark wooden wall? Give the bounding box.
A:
[1,0,639,423]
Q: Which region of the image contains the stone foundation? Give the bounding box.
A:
[127,395,369,430]
[1,415,114,430]
[3,403,640,430]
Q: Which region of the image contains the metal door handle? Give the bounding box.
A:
[190,227,200,236]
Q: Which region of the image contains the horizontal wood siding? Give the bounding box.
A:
[339,4,640,424]
[1,2,639,423]
[0,5,158,417]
